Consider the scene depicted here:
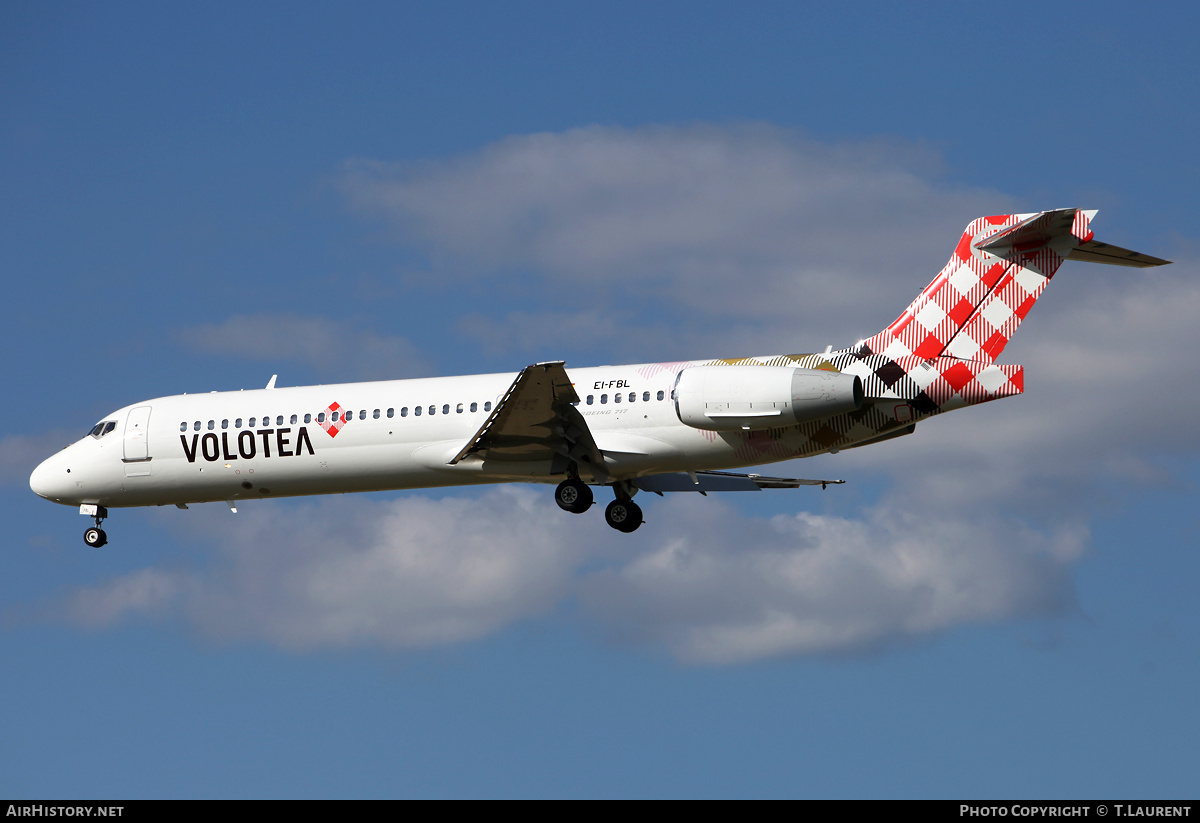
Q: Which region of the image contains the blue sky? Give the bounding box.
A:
[2,1,1198,798]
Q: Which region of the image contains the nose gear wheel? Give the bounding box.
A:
[82,505,109,547]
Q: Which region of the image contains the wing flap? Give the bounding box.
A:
[635,470,844,493]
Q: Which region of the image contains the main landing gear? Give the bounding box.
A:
[83,505,109,548]
[555,477,643,533]
[554,477,594,514]
[604,498,643,533]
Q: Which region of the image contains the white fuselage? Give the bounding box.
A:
[30,363,766,509]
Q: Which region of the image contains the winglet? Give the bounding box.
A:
[265,375,277,390]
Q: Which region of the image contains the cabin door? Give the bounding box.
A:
[123,405,153,476]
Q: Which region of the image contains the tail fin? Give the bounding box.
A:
[861,209,1169,365]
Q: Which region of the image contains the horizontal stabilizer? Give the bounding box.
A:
[1067,240,1171,268]
[635,470,843,494]
[974,208,1085,257]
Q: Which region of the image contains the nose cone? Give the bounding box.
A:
[30,450,75,503]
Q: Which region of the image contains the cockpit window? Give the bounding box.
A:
[89,421,116,438]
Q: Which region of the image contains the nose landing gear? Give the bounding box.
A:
[82,505,108,548]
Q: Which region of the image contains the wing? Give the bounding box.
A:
[635,470,844,494]
[449,361,607,479]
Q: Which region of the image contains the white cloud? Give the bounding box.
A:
[67,568,183,627]
[336,124,1013,343]
[580,495,1084,664]
[456,308,680,362]
[64,487,588,650]
[58,485,1082,663]
[178,314,429,381]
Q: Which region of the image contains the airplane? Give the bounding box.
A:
[30,208,1169,546]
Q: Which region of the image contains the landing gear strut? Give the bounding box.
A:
[554,477,593,514]
[83,506,108,548]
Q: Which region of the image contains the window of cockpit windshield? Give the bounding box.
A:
[89,421,116,438]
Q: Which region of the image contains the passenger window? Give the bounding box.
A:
[374,409,380,419]
[614,393,622,403]
[304,414,311,423]
[415,406,422,416]
[179,422,187,432]
[628,392,636,403]
[643,391,650,402]
[249,417,257,427]
[317,413,325,423]
[456,403,463,413]
[587,395,594,405]
[194,421,201,431]
[429,405,435,415]
[360,410,366,420]
[601,394,608,404]
[277,416,284,426]
[442,404,449,415]
[235,418,243,428]
[291,414,298,425]
[401,407,408,417]
[220,419,228,429]
[657,390,665,401]
[333,411,340,422]
[484,401,492,412]
[387,408,394,418]
[207,420,215,430]
[470,402,477,412]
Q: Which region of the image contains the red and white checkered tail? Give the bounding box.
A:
[860,209,1169,365]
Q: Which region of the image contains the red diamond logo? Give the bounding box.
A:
[320,402,349,438]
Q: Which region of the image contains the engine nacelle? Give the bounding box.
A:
[673,365,864,431]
